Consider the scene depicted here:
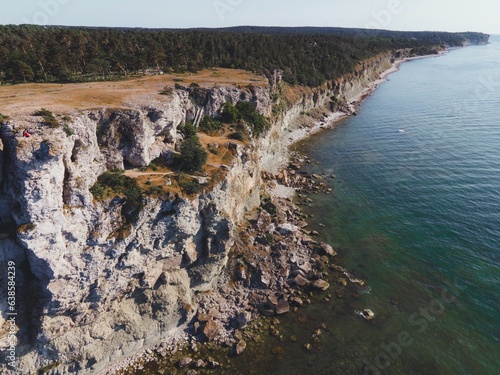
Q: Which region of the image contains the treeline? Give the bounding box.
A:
[0,25,488,86]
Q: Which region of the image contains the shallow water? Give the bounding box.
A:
[231,37,500,374]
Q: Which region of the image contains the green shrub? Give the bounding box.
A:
[89,170,143,222]
[33,108,60,128]
[145,185,164,195]
[179,137,208,173]
[207,144,219,155]
[228,122,247,141]
[89,183,105,200]
[235,101,270,136]
[228,130,245,141]
[63,124,75,136]
[220,102,240,123]
[199,116,224,135]
[178,121,198,139]
[177,174,201,195]
[265,232,274,243]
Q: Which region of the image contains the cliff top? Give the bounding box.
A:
[0,68,267,116]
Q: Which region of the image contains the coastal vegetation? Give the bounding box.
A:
[89,170,144,223]
[0,25,488,86]
[179,136,208,173]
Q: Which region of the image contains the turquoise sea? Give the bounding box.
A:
[232,37,500,374]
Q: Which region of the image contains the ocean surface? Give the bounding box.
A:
[231,37,500,374]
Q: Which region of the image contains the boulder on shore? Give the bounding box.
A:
[203,319,221,341]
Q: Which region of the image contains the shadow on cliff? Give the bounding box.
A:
[0,129,55,354]
[0,242,53,363]
[19,249,54,347]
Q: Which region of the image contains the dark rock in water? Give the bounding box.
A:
[276,300,290,315]
[271,346,285,355]
[178,357,193,368]
[235,339,247,355]
[267,294,279,307]
[236,311,252,329]
[194,359,207,368]
[318,242,337,256]
[361,309,375,320]
[207,357,220,368]
[290,296,304,306]
[258,302,275,316]
[203,319,221,341]
[313,279,330,291]
[319,255,330,264]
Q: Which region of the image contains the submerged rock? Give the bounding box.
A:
[276,300,290,315]
[360,309,375,320]
[178,357,193,368]
[236,311,252,329]
[235,339,247,355]
[312,279,330,291]
[318,242,337,256]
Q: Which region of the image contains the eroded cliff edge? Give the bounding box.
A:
[0,53,394,374]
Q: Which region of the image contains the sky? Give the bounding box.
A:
[0,0,498,35]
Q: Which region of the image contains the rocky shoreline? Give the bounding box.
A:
[0,50,429,374]
[109,52,450,374]
[106,60,405,372]
[110,152,367,375]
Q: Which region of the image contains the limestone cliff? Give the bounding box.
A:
[0,54,395,374]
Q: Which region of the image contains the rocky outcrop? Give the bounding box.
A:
[461,32,490,46]
[259,52,394,173]
[0,53,395,374]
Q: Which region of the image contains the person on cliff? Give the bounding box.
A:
[23,129,32,138]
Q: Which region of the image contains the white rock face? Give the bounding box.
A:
[0,84,272,374]
[0,55,393,374]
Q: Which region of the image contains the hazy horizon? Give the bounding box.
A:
[1,0,498,35]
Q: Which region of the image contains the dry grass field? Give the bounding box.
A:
[0,68,267,116]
